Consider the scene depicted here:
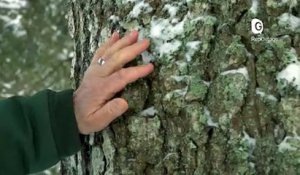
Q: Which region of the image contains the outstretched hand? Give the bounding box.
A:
[73,31,154,134]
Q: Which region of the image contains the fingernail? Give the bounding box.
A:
[112,31,119,38]
[142,39,150,44]
[130,30,138,36]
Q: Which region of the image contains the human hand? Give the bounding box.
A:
[73,31,154,135]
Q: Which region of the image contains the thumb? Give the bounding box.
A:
[89,98,128,133]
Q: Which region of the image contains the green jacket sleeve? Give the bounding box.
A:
[0,89,81,174]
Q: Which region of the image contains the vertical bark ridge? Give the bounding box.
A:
[63,0,300,174]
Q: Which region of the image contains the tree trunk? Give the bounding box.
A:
[62,0,300,174]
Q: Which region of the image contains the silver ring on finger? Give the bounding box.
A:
[97,57,106,66]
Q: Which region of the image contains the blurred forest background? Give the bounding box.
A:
[0,0,72,174]
[0,0,72,99]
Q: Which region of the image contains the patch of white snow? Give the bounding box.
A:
[141,51,155,64]
[277,63,300,91]
[185,41,201,62]
[255,88,278,101]
[164,87,188,101]
[150,18,184,41]
[170,75,190,82]
[278,13,300,31]
[163,4,178,18]
[109,15,120,23]
[221,67,249,80]
[278,136,299,152]
[242,131,256,155]
[204,107,218,127]
[281,0,298,8]
[158,40,182,57]
[128,1,153,18]
[249,0,259,15]
[140,106,157,117]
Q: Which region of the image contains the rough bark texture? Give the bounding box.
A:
[62,0,300,174]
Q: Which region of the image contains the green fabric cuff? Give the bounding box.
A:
[48,89,81,158]
[0,89,82,174]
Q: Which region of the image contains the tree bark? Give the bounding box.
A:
[62,0,300,174]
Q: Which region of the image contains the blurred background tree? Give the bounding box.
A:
[0,0,72,174]
[0,0,72,98]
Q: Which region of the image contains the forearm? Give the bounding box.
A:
[0,89,81,174]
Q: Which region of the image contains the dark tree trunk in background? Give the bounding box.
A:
[62,0,300,174]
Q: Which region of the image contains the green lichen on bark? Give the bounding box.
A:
[63,0,300,174]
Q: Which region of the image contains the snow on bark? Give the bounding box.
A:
[63,0,300,174]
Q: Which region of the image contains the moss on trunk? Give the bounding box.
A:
[62,0,300,174]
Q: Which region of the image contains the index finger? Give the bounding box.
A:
[91,32,120,64]
[99,39,150,77]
